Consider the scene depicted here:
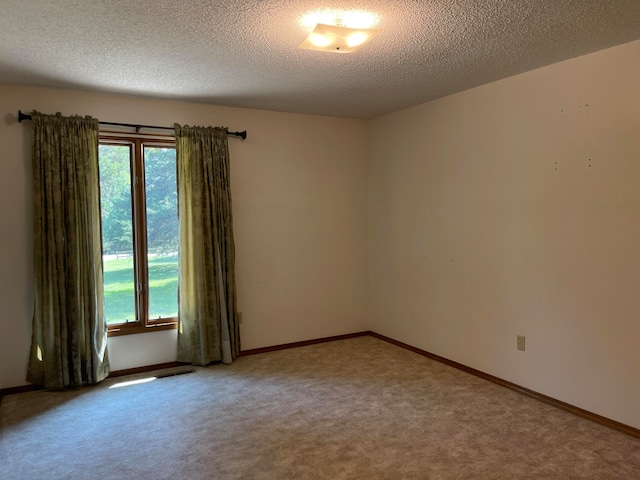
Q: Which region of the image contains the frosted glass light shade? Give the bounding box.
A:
[298,23,380,53]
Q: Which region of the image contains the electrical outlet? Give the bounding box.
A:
[517,335,525,351]
[238,312,243,325]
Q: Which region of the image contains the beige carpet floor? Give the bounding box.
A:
[1,336,639,479]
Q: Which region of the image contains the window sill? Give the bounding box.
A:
[108,321,178,337]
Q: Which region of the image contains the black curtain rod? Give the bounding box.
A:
[18,111,247,140]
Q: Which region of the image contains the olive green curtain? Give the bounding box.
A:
[174,124,240,365]
[27,112,110,388]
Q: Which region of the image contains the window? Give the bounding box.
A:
[99,134,179,335]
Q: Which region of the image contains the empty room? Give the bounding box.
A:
[1,1,640,478]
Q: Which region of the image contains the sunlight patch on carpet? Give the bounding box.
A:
[108,377,156,389]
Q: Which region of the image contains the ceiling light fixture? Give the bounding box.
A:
[298,21,380,53]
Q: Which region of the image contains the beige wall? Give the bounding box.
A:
[0,86,369,386]
[368,40,640,429]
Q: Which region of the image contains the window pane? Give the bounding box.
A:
[144,146,179,320]
[99,145,136,324]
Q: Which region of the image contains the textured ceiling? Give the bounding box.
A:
[1,1,639,118]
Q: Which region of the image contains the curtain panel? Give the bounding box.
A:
[174,124,240,365]
[27,111,110,388]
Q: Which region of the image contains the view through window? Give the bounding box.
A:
[99,135,178,334]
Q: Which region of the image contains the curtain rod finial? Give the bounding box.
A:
[234,130,247,140]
